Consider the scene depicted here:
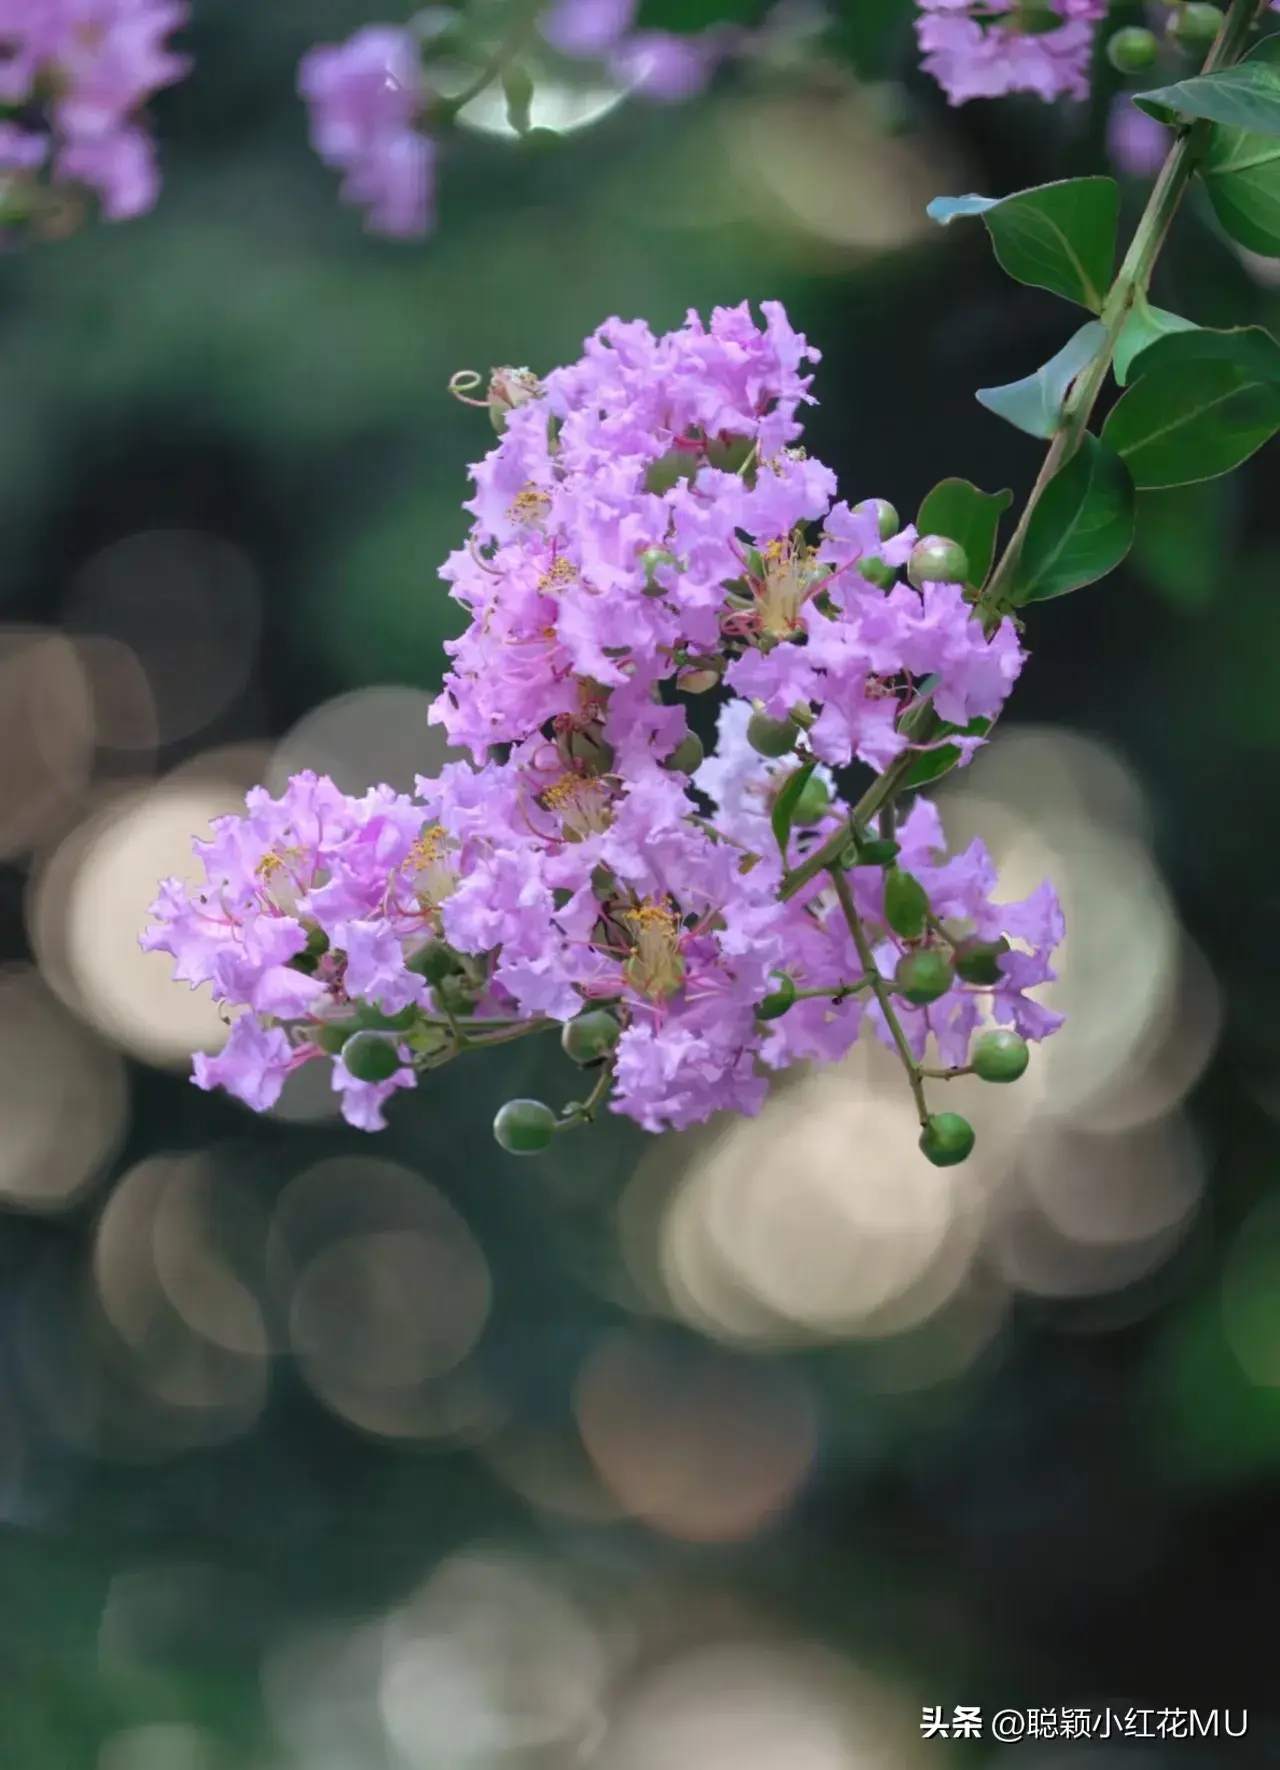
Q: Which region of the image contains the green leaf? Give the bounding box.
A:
[1113,299,1199,387]
[900,718,992,791]
[914,480,1014,591]
[1134,39,1280,134]
[976,322,1107,437]
[927,178,1120,312]
[1199,37,1280,257]
[771,760,816,861]
[1101,325,1280,488]
[1012,435,1135,603]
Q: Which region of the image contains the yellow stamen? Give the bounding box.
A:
[541,775,614,839]
[508,485,551,525]
[621,897,686,1001]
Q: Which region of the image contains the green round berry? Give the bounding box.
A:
[919,1112,976,1167]
[561,1008,621,1065]
[971,1029,1030,1084]
[406,937,463,984]
[853,498,900,542]
[1171,3,1224,50]
[340,1031,402,1083]
[894,949,955,1006]
[953,935,1011,986]
[663,732,704,775]
[493,1097,558,1154]
[883,866,928,941]
[789,771,831,826]
[746,711,799,759]
[756,971,797,1021]
[908,535,969,590]
[1013,0,1065,35]
[860,556,897,590]
[1106,25,1158,72]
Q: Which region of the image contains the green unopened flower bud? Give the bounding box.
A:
[747,710,800,758]
[435,974,480,1015]
[789,771,831,826]
[663,732,704,775]
[677,666,722,695]
[860,557,897,589]
[919,1112,976,1167]
[493,1097,557,1154]
[908,535,969,589]
[643,449,700,496]
[953,935,1010,986]
[894,948,954,1006]
[406,938,463,984]
[756,971,797,1020]
[355,1002,419,1033]
[1170,3,1224,50]
[561,1009,621,1065]
[853,498,900,542]
[1106,25,1158,72]
[883,867,929,941]
[855,836,900,867]
[487,365,541,434]
[971,1029,1030,1083]
[314,1016,362,1055]
[705,435,756,473]
[501,63,534,135]
[1012,0,1062,35]
[340,1030,402,1083]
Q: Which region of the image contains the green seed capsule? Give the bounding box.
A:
[789,772,831,826]
[1106,25,1158,72]
[355,1002,419,1034]
[746,711,799,758]
[883,867,929,941]
[860,556,897,590]
[663,732,704,775]
[894,948,954,1006]
[561,1009,622,1065]
[493,1097,558,1154]
[953,936,1010,986]
[908,535,969,589]
[919,1112,976,1167]
[756,971,797,1020]
[853,498,900,542]
[406,938,463,984]
[971,1029,1030,1083]
[1170,3,1224,50]
[340,1031,402,1083]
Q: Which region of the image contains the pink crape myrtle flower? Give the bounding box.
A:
[0,0,189,220]
[915,0,1108,105]
[298,25,434,237]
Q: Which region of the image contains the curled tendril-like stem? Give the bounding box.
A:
[448,368,489,408]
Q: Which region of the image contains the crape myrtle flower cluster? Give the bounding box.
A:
[144,303,1065,1160]
[915,1,1280,107]
[0,0,189,225]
